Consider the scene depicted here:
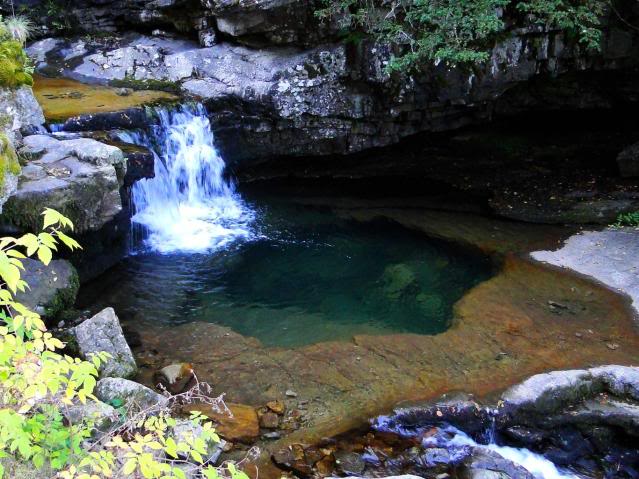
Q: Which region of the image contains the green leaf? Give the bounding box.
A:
[37,246,52,266]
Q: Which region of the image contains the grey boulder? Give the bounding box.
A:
[73,307,137,379]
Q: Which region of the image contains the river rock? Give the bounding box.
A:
[96,377,169,411]
[1,134,125,234]
[14,258,79,318]
[73,307,137,379]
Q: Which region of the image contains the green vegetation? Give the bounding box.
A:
[0,209,253,478]
[0,133,20,190]
[110,77,183,95]
[316,0,609,71]
[614,211,639,227]
[0,15,33,88]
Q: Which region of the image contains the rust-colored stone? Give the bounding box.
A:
[260,412,280,429]
[266,400,285,415]
[185,403,259,444]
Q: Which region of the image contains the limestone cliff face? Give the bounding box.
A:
[18,1,639,163]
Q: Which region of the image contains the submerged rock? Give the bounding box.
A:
[381,264,419,300]
[14,258,78,318]
[73,307,137,379]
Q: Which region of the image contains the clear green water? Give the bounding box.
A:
[78,201,492,348]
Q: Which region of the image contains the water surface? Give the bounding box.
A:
[79,201,492,347]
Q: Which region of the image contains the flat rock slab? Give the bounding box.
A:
[532,228,639,314]
[2,134,125,233]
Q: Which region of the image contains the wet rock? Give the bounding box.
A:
[502,426,545,448]
[617,141,639,178]
[259,411,280,429]
[73,307,137,379]
[185,403,259,444]
[153,363,196,394]
[96,377,168,411]
[14,258,79,318]
[272,444,313,476]
[334,450,365,475]
[461,449,534,479]
[117,142,154,187]
[532,229,639,314]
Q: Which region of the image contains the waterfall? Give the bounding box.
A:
[120,104,254,254]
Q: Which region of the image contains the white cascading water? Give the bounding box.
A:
[121,104,254,253]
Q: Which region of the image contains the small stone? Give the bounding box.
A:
[262,431,281,440]
[115,88,133,97]
[606,343,620,350]
[575,332,583,338]
[286,390,298,397]
[266,400,285,414]
[259,412,280,429]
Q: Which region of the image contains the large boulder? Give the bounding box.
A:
[14,258,79,318]
[1,134,125,233]
[72,307,138,379]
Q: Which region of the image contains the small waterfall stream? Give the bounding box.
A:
[120,104,254,253]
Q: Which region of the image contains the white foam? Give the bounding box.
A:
[124,105,254,253]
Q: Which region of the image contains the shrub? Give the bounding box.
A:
[2,15,32,45]
[316,0,609,71]
[0,16,34,88]
[0,209,256,478]
[0,132,21,190]
[614,211,639,227]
